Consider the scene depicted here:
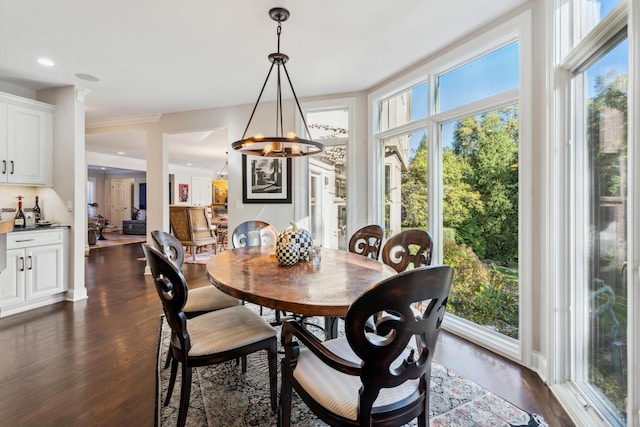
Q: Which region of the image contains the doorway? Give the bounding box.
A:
[110,178,132,230]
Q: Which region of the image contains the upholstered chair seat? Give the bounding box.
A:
[291,338,419,421]
[182,286,241,314]
[171,305,276,356]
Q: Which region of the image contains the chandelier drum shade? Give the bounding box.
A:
[231,7,323,157]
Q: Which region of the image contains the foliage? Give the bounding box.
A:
[443,239,518,338]
[401,135,428,227]
[449,107,519,261]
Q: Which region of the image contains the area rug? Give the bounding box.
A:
[90,233,146,249]
[183,248,216,264]
[155,309,548,427]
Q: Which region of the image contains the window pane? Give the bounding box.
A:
[579,0,621,39]
[441,106,520,339]
[382,129,428,238]
[378,83,428,132]
[438,42,519,113]
[307,108,348,250]
[307,109,349,141]
[580,39,627,424]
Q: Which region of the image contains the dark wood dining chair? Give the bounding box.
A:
[143,244,278,427]
[231,220,278,248]
[348,224,383,260]
[279,265,454,427]
[150,230,241,369]
[231,220,286,320]
[381,229,433,273]
[150,230,239,316]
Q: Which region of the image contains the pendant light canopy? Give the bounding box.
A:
[232,8,323,157]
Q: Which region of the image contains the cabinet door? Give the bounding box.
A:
[0,103,7,178]
[25,244,64,300]
[0,248,26,308]
[6,104,52,185]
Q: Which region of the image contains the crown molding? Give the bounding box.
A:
[86,114,162,129]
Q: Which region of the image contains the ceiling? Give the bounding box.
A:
[0,0,528,170]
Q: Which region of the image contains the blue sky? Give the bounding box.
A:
[409,42,519,154]
[407,3,628,157]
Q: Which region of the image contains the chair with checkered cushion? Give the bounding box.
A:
[348,224,384,260]
[279,265,453,427]
[143,244,278,427]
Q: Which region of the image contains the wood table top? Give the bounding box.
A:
[206,246,395,317]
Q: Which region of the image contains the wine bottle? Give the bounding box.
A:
[14,196,26,228]
[33,196,41,224]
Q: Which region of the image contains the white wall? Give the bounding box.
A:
[38,85,88,301]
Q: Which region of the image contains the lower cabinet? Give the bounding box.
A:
[0,228,67,317]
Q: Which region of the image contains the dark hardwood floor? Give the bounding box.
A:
[0,243,574,426]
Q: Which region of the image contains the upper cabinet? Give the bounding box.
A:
[0,92,54,186]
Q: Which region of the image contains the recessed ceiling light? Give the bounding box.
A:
[186,163,193,166]
[101,167,106,170]
[76,73,100,82]
[117,152,126,155]
[37,57,55,67]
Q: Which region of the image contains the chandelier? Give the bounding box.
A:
[232,8,324,157]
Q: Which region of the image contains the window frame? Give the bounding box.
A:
[549,0,639,425]
[368,11,533,364]
[297,97,357,239]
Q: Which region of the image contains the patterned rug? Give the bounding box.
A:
[155,309,548,427]
[183,249,216,264]
[89,233,146,249]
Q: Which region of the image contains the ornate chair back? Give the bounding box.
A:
[381,229,433,273]
[142,244,190,359]
[280,265,454,426]
[232,220,278,248]
[150,229,184,269]
[348,224,383,260]
[345,265,453,423]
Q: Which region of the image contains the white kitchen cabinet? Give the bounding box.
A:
[0,228,68,317]
[0,92,54,185]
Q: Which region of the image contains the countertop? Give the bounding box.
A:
[10,224,70,233]
[0,221,13,234]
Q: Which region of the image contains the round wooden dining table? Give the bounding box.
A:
[206,246,395,336]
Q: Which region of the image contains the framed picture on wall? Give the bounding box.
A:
[242,155,292,204]
[179,183,189,203]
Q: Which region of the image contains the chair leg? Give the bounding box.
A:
[165,357,179,405]
[268,341,278,413]
[177,364,193,427]
[278,360,292,426]
[163,346,173,369]
[418,393,429,427]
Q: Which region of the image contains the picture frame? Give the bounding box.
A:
[242,155,292,204]
[179,183,189,203]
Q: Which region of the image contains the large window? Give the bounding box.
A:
[442,105,520,339]
[372,19,526,359]
[569,32,630,427]
[438,43,521,343]
[554,0,635,425]
[306,105,350,250]
[577,39,628,424]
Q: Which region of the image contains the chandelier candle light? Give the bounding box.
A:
[232,7,324,157]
